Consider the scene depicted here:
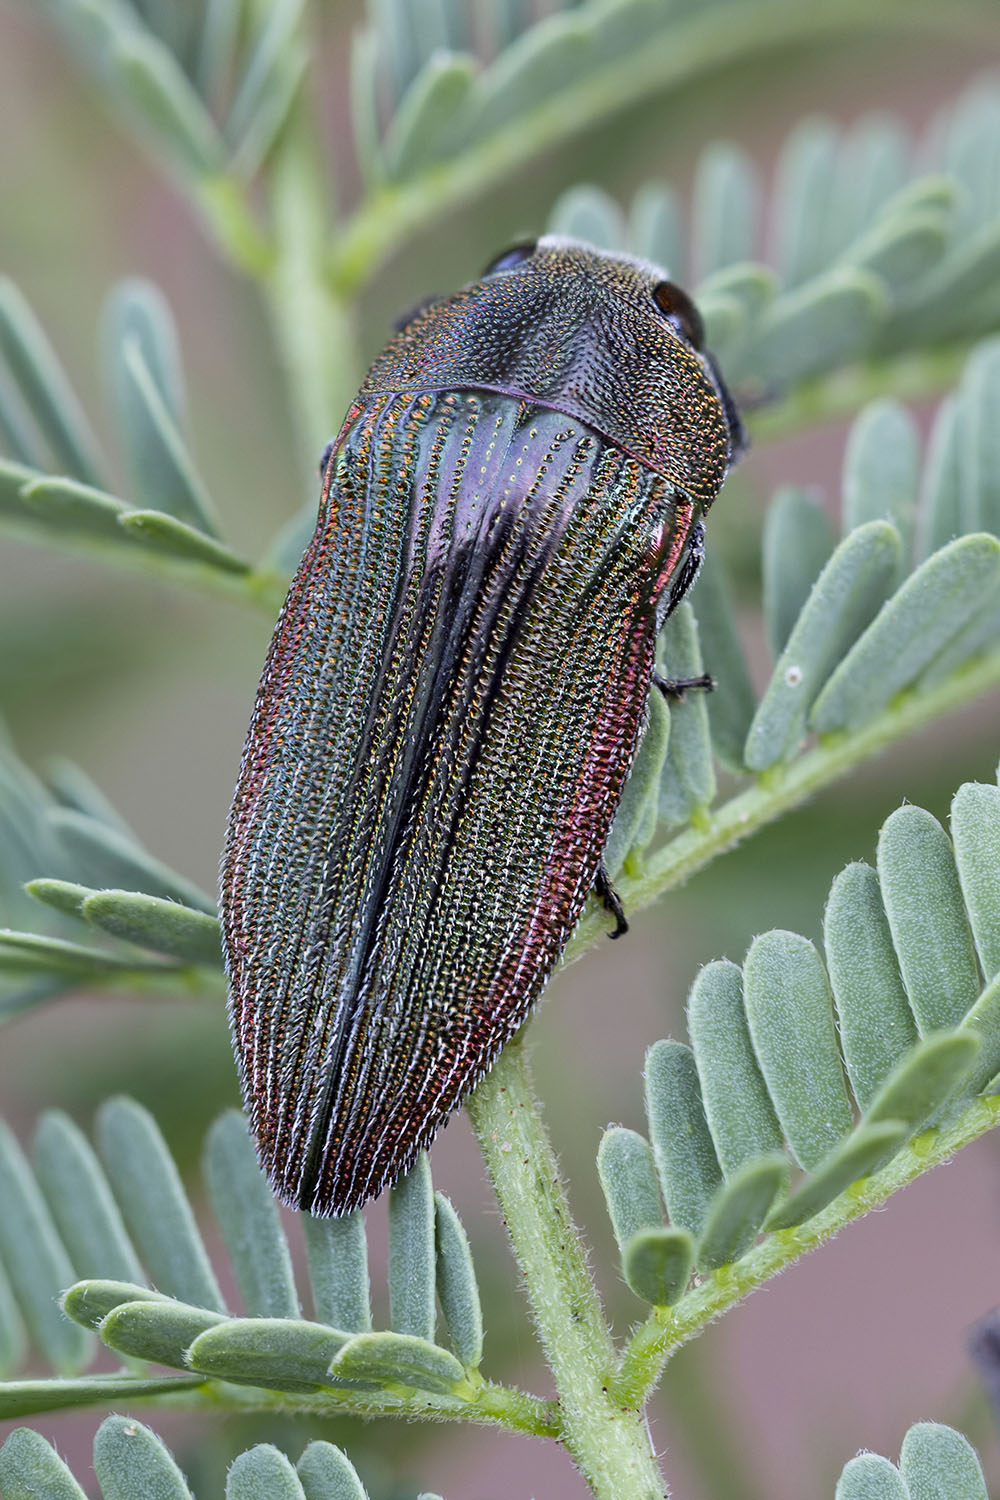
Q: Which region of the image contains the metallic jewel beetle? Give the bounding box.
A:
[221,237,746,1216]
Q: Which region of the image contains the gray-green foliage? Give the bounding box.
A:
[0,1103,484,1406]
[4,2,1000,1498]
[598,774,1000,1298]
[836,1423,989,1500]
[0,1419,407,1500]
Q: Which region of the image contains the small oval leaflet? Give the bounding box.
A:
[221,238,744,1216]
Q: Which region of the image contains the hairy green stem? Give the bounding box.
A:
[467,1039,669,1500]
[327,0,995,296]
[1,1373,557,1437]
[611,1093,1000,1409]
[567,644,1000,962]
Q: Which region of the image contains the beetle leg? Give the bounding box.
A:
[594,860,629,940]
[653,670,715,701]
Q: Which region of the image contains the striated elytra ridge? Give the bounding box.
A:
[221,239,744,1215]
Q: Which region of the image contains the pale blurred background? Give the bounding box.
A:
[1,1,1000,1496]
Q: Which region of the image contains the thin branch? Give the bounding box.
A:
[467,1039,670,1500]
[610,1092,1000,1409]
[3,1372,558,1437]
[263,100,362,492]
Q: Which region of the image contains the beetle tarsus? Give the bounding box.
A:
[594,861,629,939]
[653,670,715,701]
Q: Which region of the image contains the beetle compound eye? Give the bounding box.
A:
[482,242,536,276]
[652,281,705,350]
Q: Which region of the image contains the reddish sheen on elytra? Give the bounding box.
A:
[220,239,742,1216]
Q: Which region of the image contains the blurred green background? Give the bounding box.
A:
[2,1,1000,1496]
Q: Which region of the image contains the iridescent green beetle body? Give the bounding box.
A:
[222,239,743,1216]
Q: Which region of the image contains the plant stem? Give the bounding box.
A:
[327,0,996,296]
[611,1093,1000,1409]
[467,1039,669,1500]
[0,1373,558,1437]
[265,104,361,494]
[566,644,1000,963]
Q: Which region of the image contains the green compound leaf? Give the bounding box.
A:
[0,1426,88,1500]
[296,1441,368,1500]
[862,1033,979,1133]
[99,1298,227,1368]
[61,1279,171,1332]
[32,1111,143,1285]
[433,1192,483,1370]
[842,398,919,556]
[388,1154,436,1343]
[227,1445,306,1500]
[381,53,478,182]
[0,1122,92,1374]
[836,1452,910,1500]
[644,1040,722,1237]
[918,395,962,560]
[0,1094,501,1426]
[302,1213,372,1335]
[764,1121,908,1233]
[657,605,715,829]
[743,931,852,1171]
[686,959,784,1173]
[811,534,1000,734]
[685,550,757,773]
[117,509,249,571]
[604,685,669,876]
[202,1112,299,1320]
[899,1422,989,1500]
[745,521,902,771]
[0,279,105,487]
[81,890,222,965]
[951,781,1000,981]
[691,143,760,279]
[0,1425,382,1500]
[761,485,835,658]
[824,862,918,1110]
[186,1318,350,1392]
[695,1154,789,1270]
[330,1331,469,1397]
[225,0,307,148]
[621,1228,693,1308]
[97,1097,227,1313]
[877,806,981,1034]
[93,1414,195,1500]
[109,31,224,176]
[740,267,887,387]
[597,1127,664,1256]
